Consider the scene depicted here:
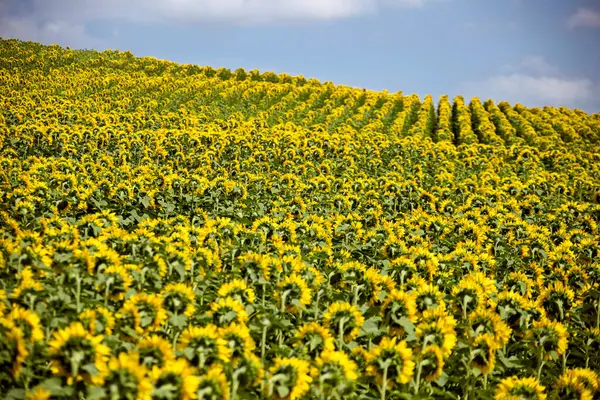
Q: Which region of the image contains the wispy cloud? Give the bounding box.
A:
[567,7,600,29]
[460,56,597,109]
[0,0,439,47]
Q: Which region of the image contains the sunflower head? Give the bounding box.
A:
[137,334,175,371]
[178,324,231,369]
[102,352,153,400]
[162,283,197,317]
[219,323,255,362]
[470,333,498,375]
[312,350,358,395]
[529,319,569,360]
[494,376,546,400]
[150,358,201,400]
[323,302,365,343]
[365,337,415,387]
[0,318,29,379]
[197,364,230,400]
[48,322,109,385]
[208,297,249,327]
[266,357,312,400]
[294,322,335,358]
[419,345,445,382]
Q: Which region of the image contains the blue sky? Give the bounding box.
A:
[1,0,599,113]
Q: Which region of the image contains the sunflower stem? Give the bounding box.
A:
[261,324,268,363]
[75,273,82,313]
[381,364,389,400]
[536,351,545,381]
[338,318,346,349]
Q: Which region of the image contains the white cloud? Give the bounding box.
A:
[461,56,597,109]
[567,7,600,29]
[1,0,430,27]
[0,0,436,46]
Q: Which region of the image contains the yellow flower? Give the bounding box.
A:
[470,333,497,375]
[97,264,133,301]
[323,301,365,343]
[413,282,446,316]
[162,282,197,317]
[529,319,569,360]
[536,281,577,322]
[178,324,231,368]
[366,337,415,386]
[149,358,201,400]
[295,322,336,357]
[11,267,44,298]
[381,289,417,336]
[102,352,153,400]
[208,297,249,327]
[137,334,175,371]
[267,357,312,400]
[25,386,52,400]
[218,278,256,304]
[120,293,168,336]
[48,322,109,385]
[494,376,546,400]
[7,305,44,343]
[79,307,115,335]
[419,345,445,382]
[468,308,512,348]
[553,369,594,400]
[219,323,256,361]
[197,364,230,400]
[416,311,457,357]
[314,350,359,381]
[0,317,29,377]
[277,273,312,312]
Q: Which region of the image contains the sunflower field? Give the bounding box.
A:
[1,38,600,400]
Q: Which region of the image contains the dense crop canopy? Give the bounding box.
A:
[1,38,600,399]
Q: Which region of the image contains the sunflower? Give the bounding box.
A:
[452,278,487,318]
[413,282,446,316]
[553,370,594,400]
[149,358,201,400]
[137,334,175,371]
[0,317,29,378]
[529,319,569,360]
[312,350,358,394]
[120,293,168,336]
[381,289,417,337]
[266,357,312,400]
[197,364,230,400]
[494,376,546,400]
[366,336,415,387]
[208,297,249,327]
[97,264,133,301]
[277,273,312,312]
[323,301,365,343]
[11,267,44,298]
[79,307,115,335]
[470,333,498,375]
[468,308,512,348]
[161,282,196,317]
[233,352,264,389]
[48,322,109,385]
[416,312,457,357]
[294,322,335,358]
[7,305,44,343]
[418,345,445,382]
[25,386,52,400]
[178,324,231,369]
[536,281,577,322]
[217,279,256,304]
[101,352,153,400]
[219,323,256,361]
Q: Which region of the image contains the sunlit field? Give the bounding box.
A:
[1,38,600,399]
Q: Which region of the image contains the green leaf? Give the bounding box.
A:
[276,385,290,398]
